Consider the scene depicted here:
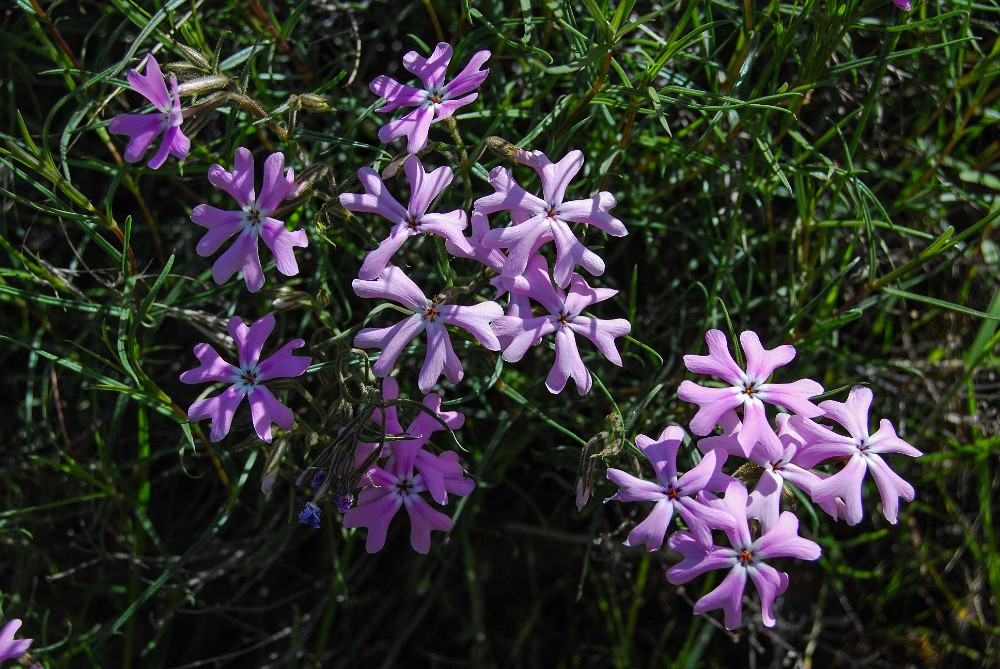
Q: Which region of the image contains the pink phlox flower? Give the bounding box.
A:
[180,314,311,443]
[341,155,469,280]
[191,148,308,292]
[355,377,470,505]
[370,42,490,154]
[0,619,32,663]
[491,257,631,395]
[344,426,474,554]
[353,267,503,393]
[893,0,911,10]
[606,426,734,550]
[667,480,821,629]
[698,412,827,532]
[791,386,922,525]
[474,149,627,288]
[677,329,824,456]
[109,54,190,169]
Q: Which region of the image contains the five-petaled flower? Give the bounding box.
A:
[792,386,923,525]
[109,54,191,169]
[606,425,733,549]
[191,148,309,293]
[491,257,630,394]
[0,618,32,663]
[180,314,311,442]
[474,149,627,289]
[678,330,824,455]
[667,481,821,629]
[352,266,503,393]
[370,42,490,154]
[344,433,474,554]
[340,155,468,280]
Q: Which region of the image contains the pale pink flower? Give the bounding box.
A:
[370,42,490,153]
[353,267,503,393]
[109,54,190,169]
[677,330,824,455]
[667,481,821,629]
[340,155,468,280]
[793,386,922,525]
[191,148,308,292]
[491,257,630,394]
[180,314,311,442]
[606,425,733,550]
[474,149,627,288]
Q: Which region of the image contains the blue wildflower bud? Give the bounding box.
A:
[298,502,321,529]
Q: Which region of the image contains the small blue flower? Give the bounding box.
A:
[298,502,321,529]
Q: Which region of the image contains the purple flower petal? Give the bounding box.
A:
[692,565,748,630]
[228,314,275,369]
[248,385,294,442]
[404,495,453,554]
[188,385,245,442]
[343,486,402,553]
[257,339,310,380]
[179,343,239,384]
[191,206,245,256]
[260,218,309,277]
[256,152,296,213]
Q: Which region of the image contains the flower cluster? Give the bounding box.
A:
[114,37,917,589]
[607,329,921,629]
[347,53,631,396]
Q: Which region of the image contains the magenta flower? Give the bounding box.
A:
[0,619,32,663]
[344,432,474,553]
[893,0,911,9]
[667,481,821,629]
[340,155,468,280]
[474,149,627,288]
[353,267,503,393]
[491,257,630,394]
[180,314,311,443]
[370,42,490,154]
[606,426,733,550]
[191,148,308,292]
[792,386,922,525]
[109,54,190,169]
[677,330,824,455]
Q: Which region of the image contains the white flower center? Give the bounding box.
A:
[233,363,262,393]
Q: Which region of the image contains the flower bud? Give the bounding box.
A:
[176,75,231,97]
[176,44,212,71]
[293,93,332,112]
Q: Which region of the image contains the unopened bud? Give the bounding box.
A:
[177,75,231,97]
[272,288,312,311]
[176,44,212,71]
[294,93,332,112]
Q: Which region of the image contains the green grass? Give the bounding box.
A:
[2,0,999,666]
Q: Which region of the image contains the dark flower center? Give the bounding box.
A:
[666,487,679,500]
[406,214,420,230]
[739,549,753,564]
[424,306,438,320]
